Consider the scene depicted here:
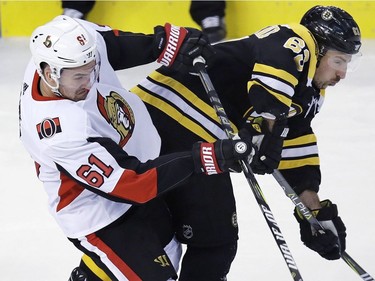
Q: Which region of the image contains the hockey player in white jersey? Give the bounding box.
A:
[18,16,254,280]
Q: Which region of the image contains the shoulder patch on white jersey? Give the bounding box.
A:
[36,117,62,139]
[97,90,135,147]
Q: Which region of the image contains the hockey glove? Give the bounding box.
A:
[68,267,88,281]
[192,137,253,175]
[154,23,215,71]
[294,199,346,260]
[242,116,288,175]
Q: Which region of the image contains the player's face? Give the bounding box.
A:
[313,50,352,89]
[58,60,98,101]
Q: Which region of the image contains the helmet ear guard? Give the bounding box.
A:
[300,5,361,56]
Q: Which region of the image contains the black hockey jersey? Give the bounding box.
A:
[131,23,324,194]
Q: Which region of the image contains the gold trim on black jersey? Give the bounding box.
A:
[248,79,293,108]
[287,23,318,86]
[279,133,319,169]
[131,71,238,142]
[82,254,111,281]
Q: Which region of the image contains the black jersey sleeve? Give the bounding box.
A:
[278,114,321,195]
[99,30,159,70]
[89,136,196,203]
[55,136,195,205]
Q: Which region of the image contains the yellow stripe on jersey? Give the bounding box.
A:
[253,63,299,87]
[283,134,317,147]
[279,157,319,169]
[132,85,218,142]
[248,80,292,108]
[320,89,326,98]
[279,133,319,169]
[82,254,111,281]
[148,71,219,120]
[242,106,255,119]
[287,23,318,85]
[132,71,238,142]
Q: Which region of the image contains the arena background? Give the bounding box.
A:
[0,1,374,38]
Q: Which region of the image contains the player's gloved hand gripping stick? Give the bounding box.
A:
[193,56,304,281]
[272,168,374,281]
[193,56,374,281]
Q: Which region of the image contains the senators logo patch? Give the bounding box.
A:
[97,91,135,147]
[36,117,62,139]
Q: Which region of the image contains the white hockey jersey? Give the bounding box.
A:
[19,21,162,238]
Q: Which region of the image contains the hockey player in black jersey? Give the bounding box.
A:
[130,5,359,280]
[73,5,362,281]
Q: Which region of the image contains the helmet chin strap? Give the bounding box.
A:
[39,69,63,97]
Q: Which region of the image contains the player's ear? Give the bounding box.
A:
[43,64,55,84]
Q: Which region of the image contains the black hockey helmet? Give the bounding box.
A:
[300,5,361,55]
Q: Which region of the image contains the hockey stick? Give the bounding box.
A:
[192,56,373,281]
[193,57,303,281]
[272,169,374,281]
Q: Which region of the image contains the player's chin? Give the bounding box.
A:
[75,89,90,101]
[315,82,326,89]
[327,82,338,87]
[320,82,336,89]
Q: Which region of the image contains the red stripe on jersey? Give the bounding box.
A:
[57,173,85,212]
[110,169,158,203]
[34,161,41,177]
[113,29,120,36]
[86,233,141,281]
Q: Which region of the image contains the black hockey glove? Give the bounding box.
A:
[192,137,253,175]
[242,116,289,175]
[294,199,346,260]
[68,267,88,281]
[154,23,215,72]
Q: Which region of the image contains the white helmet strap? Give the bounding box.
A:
[39,66,63,97]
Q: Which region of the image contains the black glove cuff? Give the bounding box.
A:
[314,200,338,220]
[153,25,166,57]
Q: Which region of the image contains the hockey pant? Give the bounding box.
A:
[165,172,239,281]
[70,198,181,281]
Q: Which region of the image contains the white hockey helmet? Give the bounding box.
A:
[30,15,98,89]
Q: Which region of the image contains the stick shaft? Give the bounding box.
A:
[194,59,303,281]
[194,56,373,281]
[272,170,374,281]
